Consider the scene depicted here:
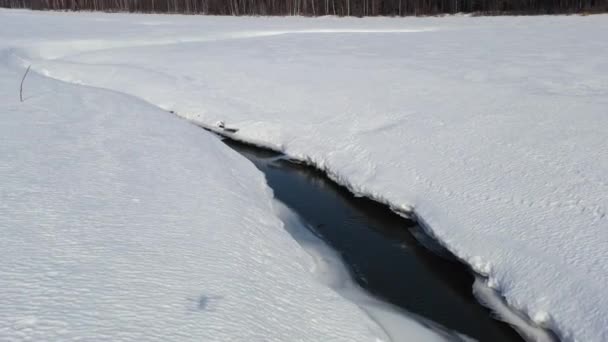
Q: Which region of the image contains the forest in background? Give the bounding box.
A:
[1,0,606,17]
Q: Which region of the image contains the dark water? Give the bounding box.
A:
[223,138,523,342]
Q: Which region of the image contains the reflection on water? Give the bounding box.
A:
[224,139,523,342]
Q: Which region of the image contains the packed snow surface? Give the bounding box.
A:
[2,8,608,341]
[0,22,450,340]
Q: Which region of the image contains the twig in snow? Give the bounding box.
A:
[20,65,31,103]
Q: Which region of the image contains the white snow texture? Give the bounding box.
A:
[1,8,608,342]
[0,59,401,342]
[1,9,452,342]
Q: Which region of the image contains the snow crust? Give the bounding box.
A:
[0,42,449,341]
[2,8,608,341]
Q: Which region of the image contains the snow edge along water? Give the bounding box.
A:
[7,50,559,340]
[2,59,461,342]
[202,123,559,342]
[273,200,476,342]
[7,44,560,341]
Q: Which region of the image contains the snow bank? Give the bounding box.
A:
[2,9,608,341]
[0,51,451,340]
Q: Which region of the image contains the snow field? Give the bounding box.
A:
[0,55,448,341]
[2,9,608,341]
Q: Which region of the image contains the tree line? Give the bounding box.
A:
[1,0,606,16]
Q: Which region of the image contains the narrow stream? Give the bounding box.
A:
[222,138,524,342]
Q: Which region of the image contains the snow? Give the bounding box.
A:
[0,29,448,341]
[2,8,608,341]
[472,276,556,341]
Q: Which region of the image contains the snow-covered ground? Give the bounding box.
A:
[2,8,608,341]
[0,16,450,340]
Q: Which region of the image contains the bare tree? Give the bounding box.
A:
[1,0,606,15]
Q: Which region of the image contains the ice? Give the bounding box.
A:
[0,48,447,340]
[2,8,608,341]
